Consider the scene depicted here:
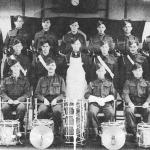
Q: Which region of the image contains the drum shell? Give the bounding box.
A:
[0,120,20,145]
[63,100,87,145]
[32,119,54,131]
[100,121,126,150]
[137,123,150,148]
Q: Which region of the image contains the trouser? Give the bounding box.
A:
[88,103,115,137]
[125,106,150,135]
[2,103,26,127]
[38,103,62,136]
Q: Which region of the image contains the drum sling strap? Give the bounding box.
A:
[38,55,48,71]
[127,55,135,65]
[9,55,27,76]
[97,56,114,79]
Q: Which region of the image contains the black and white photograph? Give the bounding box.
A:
[0,0,150,150]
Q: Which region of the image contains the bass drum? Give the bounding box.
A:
[30,119,54,149]
[101,121,126,150]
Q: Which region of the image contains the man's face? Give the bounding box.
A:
[100,43,109,56]
[123,23,132,34]
[11,63,20,77]
[132,68,143,79]
[47,62,56,76]
[97,24,106,35]
[42,43,50,56]
[129,43,138,54]
[13,43,23,55]
[96,66,106,79]
[14,17,24,29]
[71,40,81,53]
[70,22,79,34]
[42,20,51,31]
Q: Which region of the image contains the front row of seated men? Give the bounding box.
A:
[0,55,150,143]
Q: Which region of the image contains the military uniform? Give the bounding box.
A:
[60,31,86,55]
[84,78,115,137]
[3,53,31,79]
[34,30,58,55]
[31,51,66,89]
[0,76,30,126]
[115,34,139,55]
[118,52,150,93]
[89,34,114,54]
[122,78,150,134]
[4,28,31,56]
[35,74,65,135]
[92,54,119,92]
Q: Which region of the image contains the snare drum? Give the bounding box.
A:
[101,121,126,150]
[30,119,54,149]
[137,123,150,148]
[0,120,21,145]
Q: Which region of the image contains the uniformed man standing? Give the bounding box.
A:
[0,59,31,131]
[118,40,150,94]
[122,63,150,141]
[84,66,116,141]
[60,18,87,55]
[91,40,119,92]
[31,38,66,90]
[3,15,31,56]
[89,20,115,55]
[115,20,139,55]
[3,39,31,79]
[35,58,65,137]
[34,18,58,56]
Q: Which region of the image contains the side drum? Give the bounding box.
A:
[0,120,21,145]
[137,123,150,148]
[100,121,126,150]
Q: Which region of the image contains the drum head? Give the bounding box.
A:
[101,126,125,150]
[30,125,54,149]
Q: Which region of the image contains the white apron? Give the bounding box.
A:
[66,55,87,102]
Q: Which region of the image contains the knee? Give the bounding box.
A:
[17,103,26,112]
[52,104,62,114]
[38,104,48,113]
[2,103,10,112]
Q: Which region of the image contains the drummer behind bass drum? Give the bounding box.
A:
[84,65,116,142]
[34,58,65,142]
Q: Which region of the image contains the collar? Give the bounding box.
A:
[71,51,81,58]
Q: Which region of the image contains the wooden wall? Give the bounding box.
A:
[0,0,150,39]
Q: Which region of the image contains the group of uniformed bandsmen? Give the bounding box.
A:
[0,15,150,144]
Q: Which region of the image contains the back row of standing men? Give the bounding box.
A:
[1,16,150,92]
[0,15,150,142]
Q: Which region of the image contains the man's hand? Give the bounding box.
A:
[128,102,135,111]
[8,99,14,105]
[44,98,50,106]
[143,102,149,108]
[13,100,20,105]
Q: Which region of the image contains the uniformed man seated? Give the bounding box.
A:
[84,65,116,141]
[34,58,65,137]
[0,59,31,131]
[122,63,150,141]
